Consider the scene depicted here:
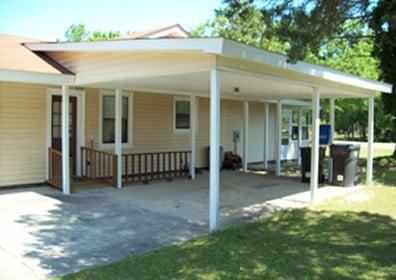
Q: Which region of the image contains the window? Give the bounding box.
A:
[291,111,299,140]
[302,111,312,140]
[100,91,133,146]
[281,111,291,145]
[174,98,190,131]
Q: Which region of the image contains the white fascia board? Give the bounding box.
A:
[263,99,311,107]
[221,39,393,93]
[0,69,75,85]
[24,38,224,53]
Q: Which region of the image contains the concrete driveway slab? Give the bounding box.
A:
[0,171,357,279]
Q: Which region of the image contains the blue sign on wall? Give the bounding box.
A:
[320,124,332,145]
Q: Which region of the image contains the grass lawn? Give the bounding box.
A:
[358,144,394,159]
[58,157,396,280]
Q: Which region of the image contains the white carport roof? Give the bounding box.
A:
[24,38,393,100]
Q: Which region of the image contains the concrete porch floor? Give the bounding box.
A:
[0,170,358,280]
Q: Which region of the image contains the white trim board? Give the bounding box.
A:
[46,88,85,179]
[0,69,74,85]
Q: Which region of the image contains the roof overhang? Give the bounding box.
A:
[24,38,393,94]
[0,69,75,85]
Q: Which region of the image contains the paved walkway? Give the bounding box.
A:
[0,171,358,279]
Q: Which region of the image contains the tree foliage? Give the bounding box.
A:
[370,0,396,117]
[192,1,395,142]
[64,24,120,42]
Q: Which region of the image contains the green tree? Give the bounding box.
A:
[370,0,396,141]
[218,0,395,139]
[89,31,120,41]
[64,24,120,42]
[194,1,395,142]
[64,24,89,42]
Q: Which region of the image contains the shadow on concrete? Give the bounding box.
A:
[14,188,207,277]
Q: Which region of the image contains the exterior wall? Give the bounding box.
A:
[0,82,48,187]
[0,82,285,187]
[247,102,277,163]
[196,98,244,167]
[86,91,245,168]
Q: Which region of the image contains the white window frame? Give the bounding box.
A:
[173,96,191,133]
[281,109,292,146]
[99,89,134,149]
[301,109,312,141]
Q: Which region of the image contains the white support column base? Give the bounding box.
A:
[243,100,249,172]
[366,95,374,185]
[190,95,196,179]
[115,89,123,189]
[310,88,321,203]
[61,85,71,195]
[209,69,221,232]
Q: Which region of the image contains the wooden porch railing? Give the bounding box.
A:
[48,148,63,190]
[122,151,191,185]
[81,147,118,187]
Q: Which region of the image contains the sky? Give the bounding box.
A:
[0,0,222,40]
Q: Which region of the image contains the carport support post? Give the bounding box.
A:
[263,103,269,170]
[115,89,123,189]
[243,100,249,172]
[209,69,220,232]
[310,88,321,203]
[61,85,71,195]
[190,95,196,179]
[367,95,375,185]
[275,101,282,176]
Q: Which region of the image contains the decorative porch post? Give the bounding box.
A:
[209,69,221,232]
[190,95,196,179]
[310,88,321,203]
[115,89,123,189]
[243,100,249,172]
[297,107,303,165]
[367,95,375,185]
[263,102,269,170]
[61,85,71,195]
[275,101,282,176]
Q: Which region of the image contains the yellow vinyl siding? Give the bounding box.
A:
[0,82,48,187]
[87,92,246,168]
[195,98,244,167]
[248,102,264,163]
[132,93,190,153]
[84,88,99,148]
[0,82,269,187]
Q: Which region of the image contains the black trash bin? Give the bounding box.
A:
[207,146,224,170]
[300,146,326,183]
[330,144,360,186]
